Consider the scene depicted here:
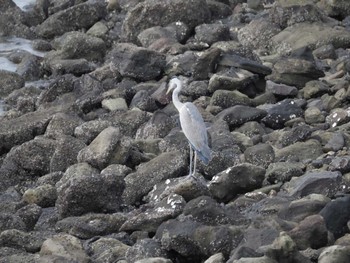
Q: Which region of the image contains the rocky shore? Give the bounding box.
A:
[1,0,350,262]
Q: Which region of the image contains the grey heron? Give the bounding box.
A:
[167,77,211,177]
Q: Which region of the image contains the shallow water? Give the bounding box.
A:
[12,0,36,11]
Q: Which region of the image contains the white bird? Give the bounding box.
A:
[167,77,211,177]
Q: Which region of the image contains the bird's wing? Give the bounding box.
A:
[179,102,208,150]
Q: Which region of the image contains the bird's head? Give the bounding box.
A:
[166,77,182,94]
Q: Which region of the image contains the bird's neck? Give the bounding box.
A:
[172,87,183,111]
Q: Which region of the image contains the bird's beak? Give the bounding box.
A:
[166,84,174,95]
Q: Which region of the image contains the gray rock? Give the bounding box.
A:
[122,151,187,205]
[210,90,252,109]
[0,251,40,263]
[266,162,304,184]
[111,109,150,137]
[238,17,282,50]
[48,58,97,76]
[192,47,222,80]
[0,213,26,232]
[120,194,185,232]
[135,258,173,263]
[208,69,258,93]
[45,112,83,139]
[23,184,57,208]
[216,105,267,130]
[326,108,350,128]
[15,204,42,231]
[130,90,158,112]
[122,0,210,41]
[55,213,127,239]
[195,23,230,45]
[320,195,350,239]
[288,214,328,250]
[0,229,53,253]
[265,80,298,97]
[271,22,350,56]
[329,156,350,173]
[40,233,91,263]
[145,176,211,204]
[74,120,113,144]
[35,1,107,38]
[56,162,123,217]
[283,170,342,198]
[317,0,350,19]
[126,238,169,263]
[204,252,225,263]
[244,143,275,168]
[209,163,265,202]
[0,70,25,98]
[207,1,232,20]
[318,245,350,263]
[77,127,129,169]
[275,139,323,162]
[278,194,330,223]
[16,54,43,81]
[165,51,197,77]
[302,80,330,99]
[304,106,325,124]
[34,207,59,232]
[278,124,314,147]
[313,44,337,59]
[106,43,166,81]
[88,237,129,263]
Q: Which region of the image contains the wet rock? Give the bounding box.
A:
[0,229,53,253]
[120,194,185,232]
[56,162,123,217]
[275,139,323,162]
[15,204,42,231]
[244,143,275,168]
[126,238,169,263]
[288,214,328,250]
[35,1,107,38]
[122,151,187,205]
[320,195,350,239]
[55,213,127,239]
[77,127,129,169]
[40,233,91,263]
[266,162,304,184]
[88,237,129,263]
[209,163,265,202]
[318,245,350,263]
[283,170,342,198]
[23,184,57,208]
[122,0,210,41]
[0,70,25,98]
[216,105,267,130]
[278,194,330,223]
[106,43,165,81]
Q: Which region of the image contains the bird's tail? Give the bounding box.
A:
[197,144,211,165]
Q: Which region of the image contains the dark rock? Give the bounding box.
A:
[125,238,169,263]
[216,105,267,130]
[265,80,298,98]
[55,213,127,239]
[35,1,107,38]
[313,44,337,59]
[0,213,26,232]
[317,0,350,20]
[192,47,221,80]
[130,90,158,112]
[278,194,330,223]
[122,0,210,41]
[106,43,166,81]
[0,70,25,98]
[244,143,275,168]
[283,170,342,198]
[210,90,252,109]
[48,58,97,76]
[207,1,232,20]
[16,54,43,81]
[23,184,57,208]
[0,229,53,253]
[165,51,197,77]
[278,124,314,147]
[15,204,42,231]
[56,162,123,217]
[120,194,186,232]
[329,156,350,173]
[122,151,187,205]
[261,99,304,129]
[288,214,328,250]
[209,163,265,202]
[34,207,59,231]
[320,195,350,239]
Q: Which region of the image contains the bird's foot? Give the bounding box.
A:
[186,173,198,181]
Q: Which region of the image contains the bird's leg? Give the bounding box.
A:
[189,143,193,176]
[193,151,197,177]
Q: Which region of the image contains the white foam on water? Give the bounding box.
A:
[12,0,36,11]
[0,57,17,72]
